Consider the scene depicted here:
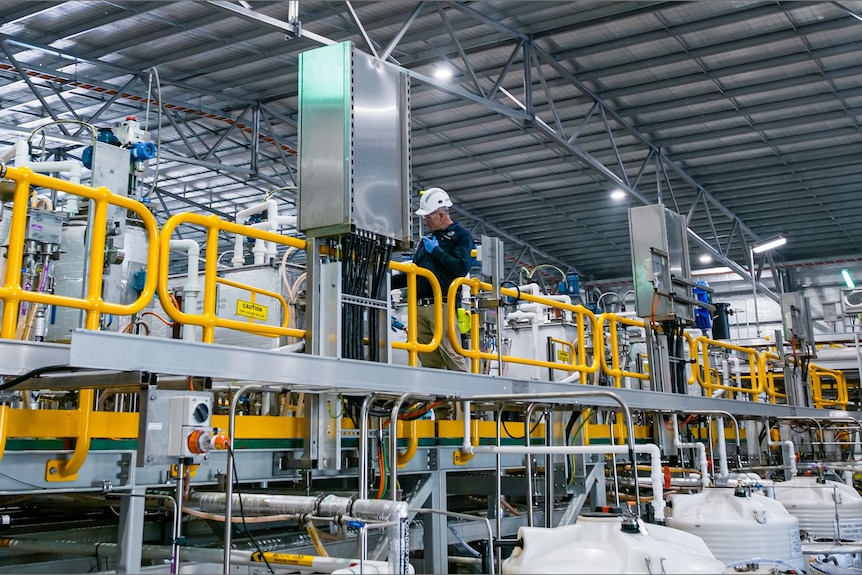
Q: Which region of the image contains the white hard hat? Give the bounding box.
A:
[415,187,453,216]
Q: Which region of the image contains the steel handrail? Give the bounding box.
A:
[0,166,160,337]
[158,212,305,343]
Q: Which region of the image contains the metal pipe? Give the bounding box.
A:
[462,390,641,515]
[466,443,666,523]
[172,458,185,573]
[358,393,383,500]
[609,412,621,507]
[389,393,434,503]
[409,508,495,575]
[524,403,538,527]
[544,408,554,528]
[223,383,280,573]
[494,405,503,572]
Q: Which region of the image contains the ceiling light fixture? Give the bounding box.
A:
[698,254,713,264]
[610,189,626,200]
[433,64,453,81]
[751,234,787,254]
[842,269,856,290]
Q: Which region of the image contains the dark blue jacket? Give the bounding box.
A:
[394,222,474,300]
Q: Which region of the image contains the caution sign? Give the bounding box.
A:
[236,300,267,321]
[557,349,571,363]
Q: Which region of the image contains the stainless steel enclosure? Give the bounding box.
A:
[297,41,411,247]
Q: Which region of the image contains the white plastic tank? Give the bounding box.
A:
[665,487,803,572]
[501,514,727,574]
[773,475,862,541]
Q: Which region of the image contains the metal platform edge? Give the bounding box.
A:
[67,329,857,419]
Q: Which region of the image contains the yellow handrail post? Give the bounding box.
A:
[0,173,32,338]
[45,388,94,482]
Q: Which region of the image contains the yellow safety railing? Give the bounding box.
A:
[0,166,160,337]
[389,260,443,367]
[599,313,649,388]
[214,276,291,333]
[447,277,600,378]
[761,351,787,404]
[549,337,576,371]
[597,314,698,388]
[158,212,306,343]
[45,388,94,482]
[809,364,849,410]
[695,336,764,400]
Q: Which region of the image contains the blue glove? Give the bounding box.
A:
[422,236,439,253]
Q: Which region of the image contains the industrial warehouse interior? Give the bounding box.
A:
[3,1,862,573]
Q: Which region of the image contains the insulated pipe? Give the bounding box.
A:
[461,390,642,517]
[15,140,83,214]
[671,414,711,489]
[202,493,411,574]
[169,239,200,342]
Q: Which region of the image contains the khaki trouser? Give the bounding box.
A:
[416,303,467,371]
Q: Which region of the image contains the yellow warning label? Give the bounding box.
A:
[251,552,314,566]
[557,349,571,363]
[236,300,267,321]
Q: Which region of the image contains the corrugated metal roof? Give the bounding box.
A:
[2,0,862,283]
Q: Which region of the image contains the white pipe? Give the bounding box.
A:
[0,145,15,162]
[15,140,83,214]
[559,370,581,383]
[231,202,297,267]
[672,414,711,489]
[169,239,200,342]
[506,310,542,379]
[517,282,541,296]
[232,199,278,267]
[765,426,798,478]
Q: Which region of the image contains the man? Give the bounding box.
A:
[393,187,473,371]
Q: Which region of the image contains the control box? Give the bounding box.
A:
[137,390,215,466]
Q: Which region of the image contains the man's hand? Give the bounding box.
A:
[422,236,439,253]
